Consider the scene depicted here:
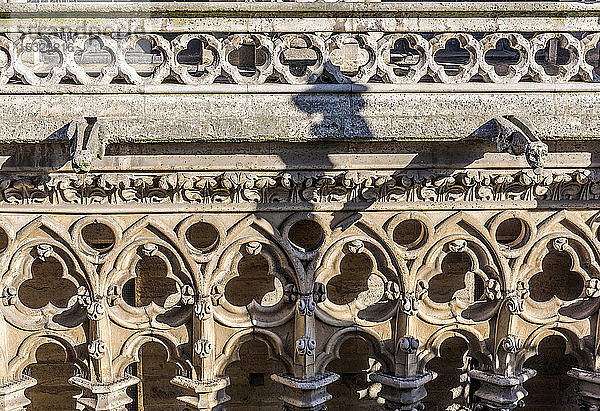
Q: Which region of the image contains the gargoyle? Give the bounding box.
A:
[493,116,548,170]
[68,117,106,174]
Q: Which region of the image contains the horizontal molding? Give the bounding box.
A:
[0,168,597,211]
[3,82,600,95]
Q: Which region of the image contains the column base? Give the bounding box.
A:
[568,367,600,409]
[271,372,339,411]
[0,375,36,411]
[69,374,139,411]
[170,375,230,410]
[469,369,536,410]
[370,371,437,411]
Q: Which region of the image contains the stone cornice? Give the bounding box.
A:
[0,2,598,33]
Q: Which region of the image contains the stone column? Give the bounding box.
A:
[271,283,339,410]
[470,335,536,410]
[371,337,436,411]
[568,368,600,410]
[70,287,140,411]
[171,289,230,410]
[0,375,37,411]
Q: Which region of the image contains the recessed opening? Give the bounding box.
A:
[585,41,600,78]
[0,48,9,71]
[228,43,267,77]
[534,38,571,76]
[0,228,9,253]
[484,38,521,76]
[185,222,219,252]
[20,37,62,79]
[393,219,426,248]
[123,255,177,307]
[281,37,318,77]
[424,337,475,410]
[523,336,578,409]
[82,222,115,253]
[288,219,324,251]
[73,37,114,78]
[126,342,185,411]
[19,256,77,309]
[429,252,484,303]
[327,253,372,305]
[434,38,471,76]
[24,343,79,410]
[389,38,420,76]
[529,250,584,302]
[495,218,528,248]
[124,38,164,78]
[225,339,285,409]
[249,373,265,387]
[326,337,382,409]
[225,254,276,306]
[177,38,214,77]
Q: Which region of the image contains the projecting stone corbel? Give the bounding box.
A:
[492,116,548,170]
[68,117,106,174]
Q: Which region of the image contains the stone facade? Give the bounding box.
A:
[0,1,598,410]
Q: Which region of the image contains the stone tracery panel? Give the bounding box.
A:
[0,207,596,409]
[0,31,599,87]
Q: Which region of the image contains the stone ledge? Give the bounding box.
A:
[1,92,600,144]
[0,2,598,33]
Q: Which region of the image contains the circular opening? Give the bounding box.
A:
[82,223,115,253]
[0,228,9,253]
[393,219,426,249]
[495,218,528,248]
[185,222,219,253]
[288,220,324,251]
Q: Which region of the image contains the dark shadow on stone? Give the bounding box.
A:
[156,305,193,327]
[52,305,87,328]
[1,123,71,171]
[461,300,502,322]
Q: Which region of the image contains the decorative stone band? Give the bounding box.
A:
[1,169,600,210]
[0,32,599,87]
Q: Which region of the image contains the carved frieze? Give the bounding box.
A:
[1,169,599,208]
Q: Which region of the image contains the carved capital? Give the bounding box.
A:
[398,337,419,354]
[180,285,195,306]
